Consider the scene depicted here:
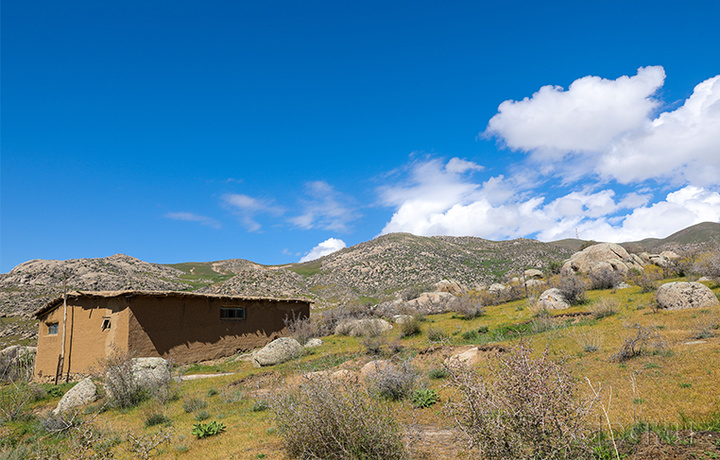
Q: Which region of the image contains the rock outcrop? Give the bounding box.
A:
[562,243,644,276]
[404,292,457,315]
[334,318,393,337]
[655,282,720,310]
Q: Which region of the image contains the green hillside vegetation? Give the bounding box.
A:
[164,262,235,290]
[3,264,720,459]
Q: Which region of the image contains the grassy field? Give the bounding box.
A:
[2,278,719,459]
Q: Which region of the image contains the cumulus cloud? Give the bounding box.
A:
[378,157,720,244]
[486,66,665,156]
[221,193,284,231]
[485,66,720,187]
[163,212,221,229]
[299,237,347,263]
[288,181,360,232]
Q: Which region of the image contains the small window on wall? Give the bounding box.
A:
[101,318,111,331]
[47,323,59,335]
[220,307,246,320]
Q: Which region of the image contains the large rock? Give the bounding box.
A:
[435,279,466,296]
[131,357,172,388]
[561,243,644,276]
[656,282,720,310]
[445,347,482,368]
[536,288,570,310]
[251,337,303,367]
[334,318,393,336]
[0,345,36,381]
[405,291,457,315]
[524,269,544,279]
[360,359,394,380]
[53,377,97,415]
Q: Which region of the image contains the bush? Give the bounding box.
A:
[0,347,35,383]
[366,360,418,401]
[192,421,225,439]
[428,367,449,380]
[0,382,34,423]
[101,352,174,409]
[411,388,439,408]
[270,374,408,460]
[426,327,448,342]
[610,325,667,362]
[283,312,319,346]
[452,292,485,319]
[589,298,619,319]
[183,398,207,413]
[629,269,661,293]
[448,342,595,459]
[144,413,170,427]
[194,410,210,421]
[589,267,623,290]
[692,247,720,279]
[555,274,587,305]
[398,315,422,338]
[251,400,269,412]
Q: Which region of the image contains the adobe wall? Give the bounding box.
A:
[34,298,129,382]
[127,296,309,364]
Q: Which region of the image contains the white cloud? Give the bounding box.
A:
[163,212,221,229]
[598,75,720,186]
[299,238,346,263]
[288,181,360,232]
[221,193,284,231]
[485,67,720,187]
[485,66,665,156]
[378,158,720,244]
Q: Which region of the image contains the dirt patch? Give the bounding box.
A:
[228,371,279,389]
[618,430,720,460]
[405,424,472,459]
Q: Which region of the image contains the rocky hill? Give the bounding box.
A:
[0,254,194,317]
[623,221,720,253]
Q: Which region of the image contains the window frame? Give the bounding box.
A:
[47,322,59,335]
[220,307,246,320]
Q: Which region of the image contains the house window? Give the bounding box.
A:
[220,307,246,320]
[47,323,59,335]
[101,318,111,331]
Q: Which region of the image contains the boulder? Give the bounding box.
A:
[252,337,303,367]
[524,269,544,279]
[131,358,172,388]
[488,283,507,294]
[0,345,36,381]
[392,314,414,324]
[303,338,323,349]
[536,288,570,310]
[360,360,394,380]
[445,347,481,368]
[561,243,644,276]
[334,318,393,336]
[53,377,97,415]
[525,279,545,289]
[655,282,720,310]
[435,279,465,296]
[405,292,457,315]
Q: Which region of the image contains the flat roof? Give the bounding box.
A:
[35,290,312,318]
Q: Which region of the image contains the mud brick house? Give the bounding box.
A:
[33,290,311,382]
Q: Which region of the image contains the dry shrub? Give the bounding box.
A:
[398,315,422,338]
[270,374,409,460]
[284,312,320,346]
[589,298,619,319]
[573,330,603,353]
[609,325,667,362]
[452,292,485,319]
[100,351,174,409]
[554,274,587,305]
[366,360,419,401]
[315,305,368,336]
[629,268,662,293]
[589,267,623,290]
[0,381,34,423]
[0,347,35,383]
[447,342,595,459]
[692,247,720,279]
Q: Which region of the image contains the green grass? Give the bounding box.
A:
[287,260,323,277]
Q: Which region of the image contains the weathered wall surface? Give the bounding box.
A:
[127,296,309,364]
[34,298,129,381]
[35,293,310,381]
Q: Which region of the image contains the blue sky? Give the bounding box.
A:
[2,1,720,272]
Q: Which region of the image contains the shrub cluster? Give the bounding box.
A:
[589,266,623,290]
[448,343,595,459]
[270,374,408,460]
[554,274,587,305]
[452,292,485,319]
[610,325,667,362]
[366,360,418,401]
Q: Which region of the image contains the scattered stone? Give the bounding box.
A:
[405,291,457,315]
[53,377,97,415]
[435,279,465,296]
[252,337,303,367]
[303,338,323,349]
[392,314,413,324]
[334,318,393,336]
[524,269,543,279]
[360,360,393,380]
[536,288,570,310]
[445,347,481,368]
[655,282,720,310]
